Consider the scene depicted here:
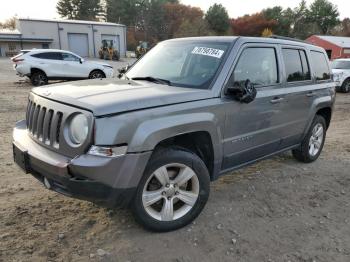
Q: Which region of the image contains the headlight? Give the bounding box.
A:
[69,114,88,145]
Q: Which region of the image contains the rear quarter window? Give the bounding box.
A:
[310,51,331,81]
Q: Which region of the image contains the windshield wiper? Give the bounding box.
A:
[131,76,172,86]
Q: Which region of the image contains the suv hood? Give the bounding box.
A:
[32,79,213,116]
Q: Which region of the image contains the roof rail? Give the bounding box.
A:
[269,35,309,44]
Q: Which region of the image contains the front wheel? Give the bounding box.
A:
[292,115,327,163]
[89,70,105,79]
[132,147,210,232]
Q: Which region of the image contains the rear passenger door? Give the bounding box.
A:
[32,52,64,77]
[279,46,314,148]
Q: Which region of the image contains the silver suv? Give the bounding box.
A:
[13,36,336,232]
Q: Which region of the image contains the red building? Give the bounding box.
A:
[306,35,350,60]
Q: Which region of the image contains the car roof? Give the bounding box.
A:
[22,49,76,54]
[165,36,322,51]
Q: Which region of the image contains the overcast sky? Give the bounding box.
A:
[0,0,349,22]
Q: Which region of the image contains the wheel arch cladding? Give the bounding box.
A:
[316,107,332,129]
[31,67,46,76]
[128,113,223,179]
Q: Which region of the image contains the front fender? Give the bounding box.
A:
[128,112,223,172]
[129,112,222,150]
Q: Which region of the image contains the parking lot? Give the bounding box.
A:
[0,57,350,262]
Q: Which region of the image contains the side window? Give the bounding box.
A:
[34,52,62,60]
[62,53,80,62]
[300,50,311,80]
[310,51,331,81]
[232,47,278,87]
[31,53,43,59]
[282,49,311,82]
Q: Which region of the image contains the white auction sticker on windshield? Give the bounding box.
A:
[191,47,225,58]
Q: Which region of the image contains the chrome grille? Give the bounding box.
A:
[26,100,63,148]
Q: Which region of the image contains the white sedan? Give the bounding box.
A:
[12,49,114,86]
[331,58,350,93]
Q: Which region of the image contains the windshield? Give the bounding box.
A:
[126,41,231,89]
[331,60,350,69]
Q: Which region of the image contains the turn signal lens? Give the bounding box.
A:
[88,145,127,157]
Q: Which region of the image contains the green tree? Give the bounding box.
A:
[57,0,76,19]
[289,0,314,39]
[205,4,230,35]
[262,6,293,36]
[57,0,102,21]
[175,17,212,38]
[308,0,339,34]
[105,0,139,25]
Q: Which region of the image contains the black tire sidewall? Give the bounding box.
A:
[132,148,210,232]
[89,70,105,79]
[301,115,327,162]
[342,79,350,93]
[31,72,47,86]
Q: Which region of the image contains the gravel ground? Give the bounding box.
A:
[0,57,349,262]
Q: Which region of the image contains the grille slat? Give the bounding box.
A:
[25,101,32,127]
[56,112,63,144]
[49,112,60,147]
[42,109,53,143]
[28,103,36,131]
[32,105,41,135]
[37,107,46,139]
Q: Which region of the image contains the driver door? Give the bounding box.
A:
[61,53,87,78]
[222,44,289,170]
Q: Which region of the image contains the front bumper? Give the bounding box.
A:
[13,120,152,207]
[104,68,114,78]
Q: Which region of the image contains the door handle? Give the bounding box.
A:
[306,91,315,97]
[270,97,284,104]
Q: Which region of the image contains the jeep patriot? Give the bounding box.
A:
[13,36,336,232]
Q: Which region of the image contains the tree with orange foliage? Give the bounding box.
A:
[163,3,204,39]
[231,13,277,36]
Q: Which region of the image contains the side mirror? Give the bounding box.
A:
[118,65,129,78]
[226,79,257,104]
[79,58,84,64]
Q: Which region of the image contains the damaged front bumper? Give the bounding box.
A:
[12,120,152,207]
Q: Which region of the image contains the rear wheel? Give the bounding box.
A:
[132,147,210,232]
[89,70,105,79]
[30,71,48,86]
[341,79,350,93]
[292,115,326,163]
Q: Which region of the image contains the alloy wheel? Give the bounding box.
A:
[34,74,47,86]
[142,163,199,222]
[308,123,324,157]
[90,71,104,79]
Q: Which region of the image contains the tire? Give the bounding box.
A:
[292,115,327,163]
[132,147,210,232]
[89,70,105,79]
[341,79,350,93]
[30,71,48,86]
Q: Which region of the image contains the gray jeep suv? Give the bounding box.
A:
[13,36,336,232]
